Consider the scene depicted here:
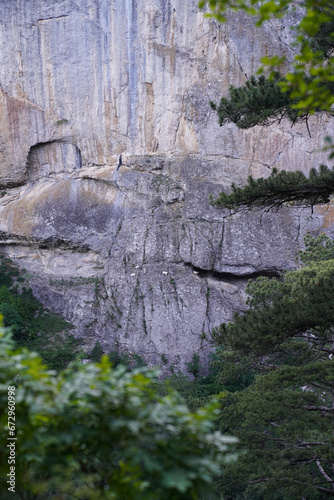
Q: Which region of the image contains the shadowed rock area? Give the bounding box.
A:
[27,141,82,182]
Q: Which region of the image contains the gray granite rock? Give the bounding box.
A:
[0,0,333,372]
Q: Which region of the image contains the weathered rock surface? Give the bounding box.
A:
[0,0,333,371]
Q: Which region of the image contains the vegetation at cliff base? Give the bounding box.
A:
[0,327,237,500]
[164,236,334,499]
[0,255,81,371]
[210,235,334,498]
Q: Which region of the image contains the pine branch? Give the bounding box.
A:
[210,74,305,129]
[311,382,333,390]
[249,477,269,485]
[305,406,334,412]
[316,486,334,496]
[316,459,333,483]
[211,165,334,211]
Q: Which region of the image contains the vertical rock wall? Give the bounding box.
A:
[0,0,333,371]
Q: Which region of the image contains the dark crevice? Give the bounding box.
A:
[38,236,90,252]
[38,15,70,22]
[0,232,91,253]
[80,176,114,186]
[184,262,281,284]
[0,179,25,190]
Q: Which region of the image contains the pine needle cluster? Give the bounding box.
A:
[210,235,334,498]
[210,74,302,128]
[210,165,334,211]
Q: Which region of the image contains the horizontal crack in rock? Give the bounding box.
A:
[184,262,281,283]
[0,232,91,253]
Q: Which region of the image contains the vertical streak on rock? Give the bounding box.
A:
[145,83,156,152]
[161,0,167,43]
[125,0,138,152]
[38,19,53,112]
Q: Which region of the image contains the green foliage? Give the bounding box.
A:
[160,350,254,413]
[187,352,201,379]
[210,349,255,393]
[0,329,237,499]
[0,301,23,335]
[106,348,147,371]
[90,340,104,362]
[108,348,131,368]
[309,18,334,58]
[200,3,334,496]
[211,165,334,211]
[210,235,334,498]
[200,0,334,114]
[213,242,334,357]
[158,372,217,413]
[210,74,302,129]
[0,256,19,288]
[161,353,168,364]
[56,118,69,125]
[0,256,81,371]
[132,353,147,368]
[216,360,333,499]
[300,233,334,262]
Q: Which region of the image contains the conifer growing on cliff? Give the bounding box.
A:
[201,0,334,211]
[198,1,334,497]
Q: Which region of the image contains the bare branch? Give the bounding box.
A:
[269,421,281,428]
[291,456,317,465]
[249,478,269,485]
[316,486,334,496]
[305,406,334,412]
[311,382,333,391]
[297,441,329,447]
[316,459,333,483]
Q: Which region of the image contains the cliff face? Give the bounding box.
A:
[0,0,333,370]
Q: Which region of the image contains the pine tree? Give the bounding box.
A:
[198,2,334,497]
[211,235,334,498]
[210,74,302,129]
[90,340,104,362]
[201,0,334,210]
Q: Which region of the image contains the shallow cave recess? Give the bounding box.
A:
[26,140,82,182]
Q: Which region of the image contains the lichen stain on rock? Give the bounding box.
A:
[0,88,46,187]
[6,182,56,237]
[176,115,199,153]
[314,204,334,231]
[4,177,121,240]
[144,83,158,153]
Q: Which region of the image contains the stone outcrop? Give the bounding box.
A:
[0,0,333,371]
